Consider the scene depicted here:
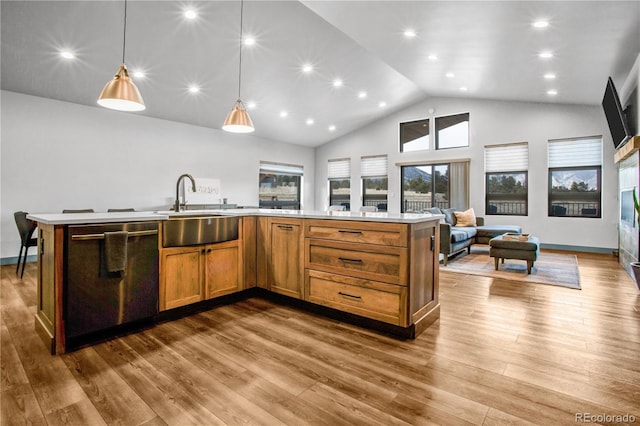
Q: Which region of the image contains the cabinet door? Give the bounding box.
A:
[205,241,243,299]
[268,218,304,299]
[160,246,204,310]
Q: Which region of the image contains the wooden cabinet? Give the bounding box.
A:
[205,241,243,299]
[160,240,243,311]
[304,219,439,334]
[257,217,304,299]
[160,246,204,310]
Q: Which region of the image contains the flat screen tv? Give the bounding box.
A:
[602,76,631,149]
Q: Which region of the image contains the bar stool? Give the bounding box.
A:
[62,209,94,213]
[107,208,135,212]
[14,211,37,278]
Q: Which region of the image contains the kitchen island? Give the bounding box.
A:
[29,210,442,354]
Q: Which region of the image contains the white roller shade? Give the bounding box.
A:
[485,143,528,172]
[259,161,304,176]
[328,158,351,179]
[360,155,388,177]
[548,137,602,168]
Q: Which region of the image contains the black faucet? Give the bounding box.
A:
[174,174,196,212]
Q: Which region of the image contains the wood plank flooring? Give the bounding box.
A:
[2,251,639,425]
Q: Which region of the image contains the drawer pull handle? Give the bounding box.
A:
[338,257,363,264]
[339,230,363,235]
[277,225,294,230]
[338,292,362,300]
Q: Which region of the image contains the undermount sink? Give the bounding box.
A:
[162,214,239,247]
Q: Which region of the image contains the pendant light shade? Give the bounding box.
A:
[223,0,254,133]
[97,0,145,112]
[222,99,254,133]
[98,64,145,111]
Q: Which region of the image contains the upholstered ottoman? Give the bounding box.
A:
[489,235,540,274]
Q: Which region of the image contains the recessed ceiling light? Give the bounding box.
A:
[460,86,468,92]
[358,91,367,99]
[306,118,314,126]
[544,73,556,80]
[188,85,200,94]
[184,9,197,20]
[247,101,256,109]
[445,72,455,78]
[328,125,336,131]
[547,89,558,96]
[279,111,288,118]
[333,79,343,88]
[538,51,554,59]
[404,29,416,38]
[243,36,256,46]
[133,71,145,79]
[302,64,313,73]
[60,50,75,59]
[378,101,387,108]
[532,20,549,28]
[428,54,438,61]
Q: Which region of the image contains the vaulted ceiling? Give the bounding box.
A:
[2,1,639,147]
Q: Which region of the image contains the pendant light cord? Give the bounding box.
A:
[237,0,244,100]
[122,0,128,64]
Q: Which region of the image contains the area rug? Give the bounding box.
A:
[442,246,581,289]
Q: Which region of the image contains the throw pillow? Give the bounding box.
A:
[454,208,477,227]
[441,208,458,225]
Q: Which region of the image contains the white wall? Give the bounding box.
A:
[315,96,619,251]
[1,91,315,260]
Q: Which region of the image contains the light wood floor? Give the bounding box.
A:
[2,251,639,425]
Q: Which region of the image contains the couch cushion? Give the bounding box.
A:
[450,227,477,243]
[476,225,523,239]
[441,208,458,225]
[426,207,442,215]
[454,208,477,227]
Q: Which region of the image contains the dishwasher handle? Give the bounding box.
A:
[70,229,157,241]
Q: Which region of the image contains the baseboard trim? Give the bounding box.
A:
[1,255,37,266]
[539,243,616,254]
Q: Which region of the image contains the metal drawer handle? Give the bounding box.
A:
[338,257,363,264]
[338,230,363,235]
[71,229,157,241]
[277,225,294,230]
[338,292,362,300]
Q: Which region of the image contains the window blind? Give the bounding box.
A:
[328,158,351,179]
[548,137,602,168]
[259,161,304,176]
[485,142,528,172]
[360,155,388,177]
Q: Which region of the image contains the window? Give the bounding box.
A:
[401,164,450,212]
[400,118,430,152]
[259,162,303,209]
[484,142,528,216]
[328,158,351,209]
[548,137,602,218]
[435,113,469,149]
[361,155,388,211]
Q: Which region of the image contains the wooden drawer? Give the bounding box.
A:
[306,239,408,285]
[305,270,408,327]
[305,219,407,247]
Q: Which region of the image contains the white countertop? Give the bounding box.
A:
[28,209,443,225]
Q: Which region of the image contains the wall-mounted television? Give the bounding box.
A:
[602,76,632,150]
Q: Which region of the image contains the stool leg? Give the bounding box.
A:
[20,249,28,278]
[15,245,23,276]
[494,257,499,270]
[527,260,533,274]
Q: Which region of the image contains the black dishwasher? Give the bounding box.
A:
[65,221,159,349]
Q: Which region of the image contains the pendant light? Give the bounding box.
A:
[97,0,145,112]
[222,0,254,133]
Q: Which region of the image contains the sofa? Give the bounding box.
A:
[426,207,522,265]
